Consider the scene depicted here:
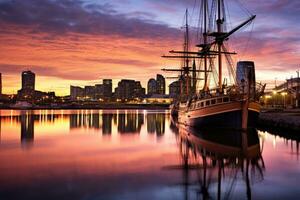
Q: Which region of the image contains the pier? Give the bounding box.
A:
[258,109,300,131]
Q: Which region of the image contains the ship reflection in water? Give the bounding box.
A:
[0,110,299,200]
[174,126,264,200]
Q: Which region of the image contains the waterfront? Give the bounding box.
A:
[0,110,300,200]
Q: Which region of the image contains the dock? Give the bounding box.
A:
[258,109,300,131]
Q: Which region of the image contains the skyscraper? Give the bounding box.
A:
[115,79,136,100]
[147,78,157,95]
[22,71,35,90]
[103,79,112,98]
[156,74,165,95]
[115,79,145,100]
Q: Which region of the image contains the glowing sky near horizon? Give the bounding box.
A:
[0,0,299,95]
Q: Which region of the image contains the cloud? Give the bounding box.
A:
[0,63,100,80]
[0,0,299,95]
[0,0,180,39]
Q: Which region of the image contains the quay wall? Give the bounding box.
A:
[258,110,300,131]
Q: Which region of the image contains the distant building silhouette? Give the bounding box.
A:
[114,79,145,100]
[103,79,112,98]
[70,79,113,101]
[84,85,96,99]
[147,78,157,95]
[70,86,84,100]
[169,80,180,98]
[156,74,165,95]
[22,70,35,90]
[134,81,146,98]
[17,70,55,102]
[95,84,103,99]
[147,74,166,96]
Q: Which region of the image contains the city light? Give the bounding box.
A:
[281,92,287,96]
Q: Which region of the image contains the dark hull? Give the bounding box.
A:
[188,109,259,129]
[170,107,178,117]
[178,101,261,129]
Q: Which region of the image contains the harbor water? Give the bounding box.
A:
[0,110,299,200]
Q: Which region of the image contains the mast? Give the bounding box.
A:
[217,0,223,92]
[184,9,190,97]
[203,0,208,91]
[192,59,197,94]
[162,0,256,98]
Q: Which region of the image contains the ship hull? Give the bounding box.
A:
[178,101,260,129]
[170,105,178,117]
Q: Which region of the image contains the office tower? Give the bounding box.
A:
[156,74,165,95]
[103,79,112,98]
[22,71,35,90]
[147,78,157,95]
[115,79,136,100]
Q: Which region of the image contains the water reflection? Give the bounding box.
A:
[1,110,300,200]
[171,125,265,200]
[20,114,34,144]
[117,112,144,134]
[147,113,165,137]
[0,110,167,143]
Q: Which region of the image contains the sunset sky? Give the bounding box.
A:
[0,0,299,95]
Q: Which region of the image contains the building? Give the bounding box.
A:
[70,86,84,101]
[169,81,180,98]
[156,74,165,95]
[70,79,112,101]
[147,78,157,95]
[95,84,104,99]
[261,76,300,108]
[17,70,36,100]
[115,80,136,100]
[84,86,96,99]
[103,79,112,98]
[115,79,146,100]
[147,74,166,96]
[22,70,35,90]
[134,81,146,98]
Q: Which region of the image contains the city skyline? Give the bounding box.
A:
[0,0,299,95]
[4,69,168,97]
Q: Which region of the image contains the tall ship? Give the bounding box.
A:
[163,0,265,129]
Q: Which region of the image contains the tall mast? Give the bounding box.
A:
[184,9,190,97]
[192,59,197,94]
[217,0,223,92]
[203,0,208,91]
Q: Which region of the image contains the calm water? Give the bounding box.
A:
[0,110,299,200]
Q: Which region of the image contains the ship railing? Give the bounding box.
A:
[189,95,233,110]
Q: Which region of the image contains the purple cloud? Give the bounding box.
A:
[0,0,180,39]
